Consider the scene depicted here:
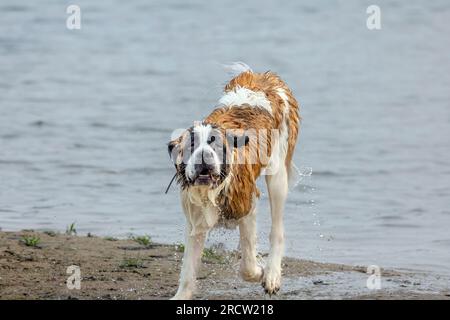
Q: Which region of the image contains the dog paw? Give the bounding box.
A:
[261,268,281,295]
[171,290,193,300]
[241,265,264,282]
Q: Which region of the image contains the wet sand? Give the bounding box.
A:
[0,230,449,300]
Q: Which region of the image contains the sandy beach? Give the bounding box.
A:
[0,230,448,300]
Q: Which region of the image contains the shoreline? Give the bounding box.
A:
[0,230,449,300]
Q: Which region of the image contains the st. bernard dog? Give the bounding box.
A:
[168,63,300,299]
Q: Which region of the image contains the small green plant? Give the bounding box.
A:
[120,257,144,268]
[131,235,152,246]
[21,235,41,247]
[104,236,118,241]
[175,243,185,253]
[202,247,215,258]
[66,222,77,235]
[202,247,225,263]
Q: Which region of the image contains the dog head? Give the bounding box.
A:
[168,122,249,189]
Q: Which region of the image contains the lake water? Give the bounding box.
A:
[1,0,449,277]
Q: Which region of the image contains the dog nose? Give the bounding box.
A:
[201,149,214,164]
[195,162,214,175]
[195,151,215,174]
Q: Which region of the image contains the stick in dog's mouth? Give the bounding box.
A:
[164,173,177,194]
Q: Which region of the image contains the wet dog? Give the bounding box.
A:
[168,63,300,299]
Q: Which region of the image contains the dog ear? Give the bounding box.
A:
[168,128,192,164]
[168,138,182,163]
[168,140,177,159]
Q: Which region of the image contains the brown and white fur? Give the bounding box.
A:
[168,63,300,299]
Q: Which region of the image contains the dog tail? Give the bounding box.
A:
[223,61,252,78]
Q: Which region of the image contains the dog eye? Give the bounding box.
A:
[207,136,216,144]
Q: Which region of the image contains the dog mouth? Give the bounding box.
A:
[193,174,218,186]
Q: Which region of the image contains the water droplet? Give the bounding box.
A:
[301,166,313,176]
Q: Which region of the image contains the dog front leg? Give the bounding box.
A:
[263,165,288,295]
[172,226,207,300]
[239,207,263,282]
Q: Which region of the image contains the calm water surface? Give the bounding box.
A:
[1,1,449,276]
